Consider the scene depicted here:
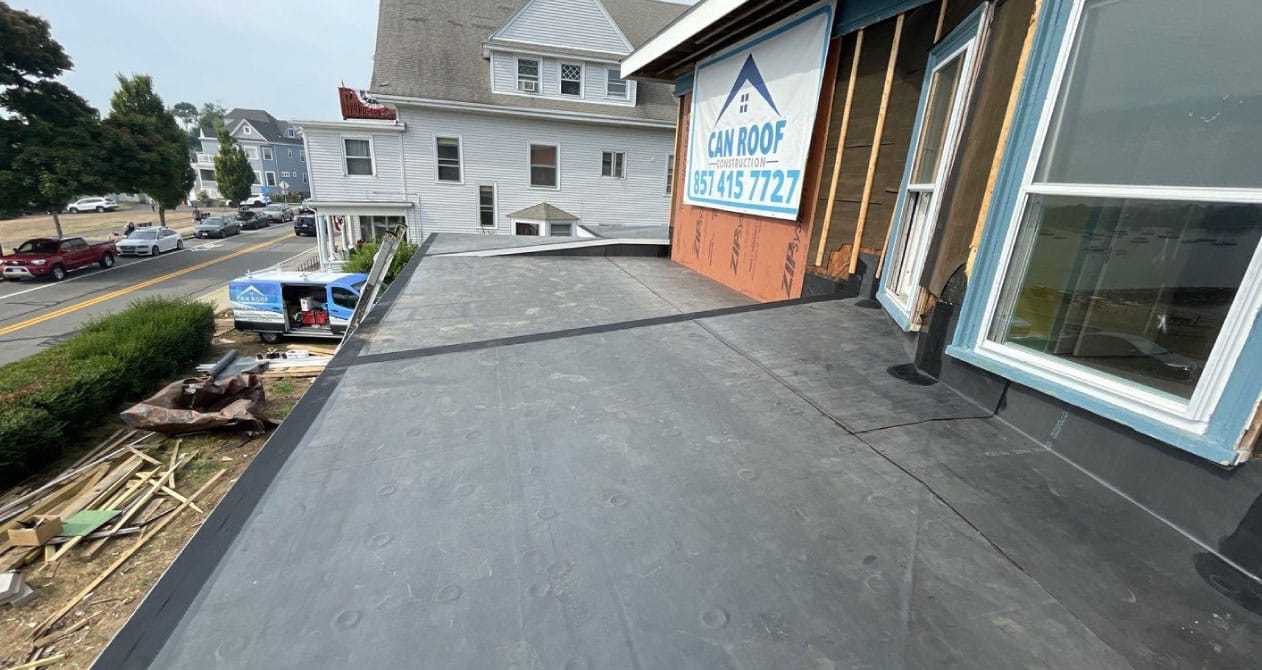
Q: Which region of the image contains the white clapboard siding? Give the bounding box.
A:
[304,129,406,202]
[490,51,635,106]
[397,106,672,235]
[493,0,631,55]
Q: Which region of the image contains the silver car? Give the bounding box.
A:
[116,227,183,255]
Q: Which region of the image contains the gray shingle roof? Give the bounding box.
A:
[507,202,579,220]
[370,0,688,123]
[226,108,303,144]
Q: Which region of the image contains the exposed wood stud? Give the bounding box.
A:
[966,0,1042,275]
[935,0,950,41]
[850,13,905,275]
[814,30,864,267]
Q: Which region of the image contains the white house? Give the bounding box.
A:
[298,0,691,256]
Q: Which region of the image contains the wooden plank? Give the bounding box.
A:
[850,13,905,275]
[0,436,151,524]
[32,615,97,648]
[3,653,66,670]
[814,29,864,267]
[33,469,227,639]
[127,446,163,467]
[55,456,141,521]
[965,0,1042,276]
[79,454,189,560]
[935,0,949,41]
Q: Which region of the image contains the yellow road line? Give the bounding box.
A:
[0,234,290,338]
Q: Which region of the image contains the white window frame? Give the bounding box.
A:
[969,0,1262,436]
[606,69,628,99]
[245,146,258,161]
[342,136,375,177]
[286,128,297,138]
[300,150,305,162]
[517,57,540,93]
[559,62,583,97]
[243,125,252,135]
[253,170,262,184]
[601,150,625,179]
[262,146,274,161]
[881,21,985,329]
[435,135,463,184]
[528,142,560,190]
[265,171,277,187]
[478,184,497,228]
[281,171,290,178]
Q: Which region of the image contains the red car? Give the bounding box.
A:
[2,237,118,281]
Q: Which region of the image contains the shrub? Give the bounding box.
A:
[0,298,214,485]
[344,240,417,285]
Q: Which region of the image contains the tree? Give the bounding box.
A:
[104,74,194,226]
[170,101,198,128]
[0,2,111,238]
[213,127,254,206]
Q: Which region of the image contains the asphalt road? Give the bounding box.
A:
[0,225,314,366]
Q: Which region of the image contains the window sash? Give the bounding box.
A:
[606,69,628,98]
[518,58,540,90]
[560,63,582,96]
[530,144,558,187]
[967,0,1262,436]
[344,139,373,176]
[601,151,624,178]
[262,147,273,160]
[666,154,674,195]
[436,137,461,182]
[479,186,495,227]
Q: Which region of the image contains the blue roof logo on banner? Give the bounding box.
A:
[715,55,779,122]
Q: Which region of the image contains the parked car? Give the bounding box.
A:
[261,204,293,223]
[65,197,118,213]
[236,209,268,230]
[116,227,183,256]
[194,216,242,238]
[2,237,117,281]
[293,213,316,237]
[240,195,269,208]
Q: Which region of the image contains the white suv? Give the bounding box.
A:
[65,197,118,213]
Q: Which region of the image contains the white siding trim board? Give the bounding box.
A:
[372,94,667,128]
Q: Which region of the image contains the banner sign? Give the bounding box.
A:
[684,1,835,220]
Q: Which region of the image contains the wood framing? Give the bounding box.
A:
[965,0,1041,275]
[849,12,905,275]
[814,30,864,267]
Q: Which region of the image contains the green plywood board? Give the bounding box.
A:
[59,509,120,537]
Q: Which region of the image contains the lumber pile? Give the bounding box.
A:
[0,432,200,572]
[0,428,227,664]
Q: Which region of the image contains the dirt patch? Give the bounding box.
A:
[0,204,236,247]
[0,339,318,668]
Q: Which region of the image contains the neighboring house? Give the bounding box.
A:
[190,108,311,202]
[298,0,690,255]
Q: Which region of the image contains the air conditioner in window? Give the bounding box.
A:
[519,80,537,93]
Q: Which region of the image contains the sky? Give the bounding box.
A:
[9,0,379,121]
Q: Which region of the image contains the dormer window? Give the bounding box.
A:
[560,63,582,97]
[606,69,628,99]
[286,128,297,138]
[517,58,540,93]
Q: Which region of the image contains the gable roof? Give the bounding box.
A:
[492,0,632,55]
[370,0,691,123]
[508,202,579,220]
[225,108,303,144]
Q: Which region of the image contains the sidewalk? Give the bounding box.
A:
[100,249,1262,669]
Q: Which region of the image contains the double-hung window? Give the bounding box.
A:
[880,8,985,330]
[518,58,540,93]
[265,171,277,186]
[560,63,582,97]
[479,185,496,227]
[436,137,461,182]
[957,0,1262,459]
[343,138,373,176]
[666,154,674,195]
[606,69,628,99]
[601,151,624,178]
[262,146,273,161]
[530,144,558,188]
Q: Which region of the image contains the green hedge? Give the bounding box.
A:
[0,298,214,485]
[344,240,418,285]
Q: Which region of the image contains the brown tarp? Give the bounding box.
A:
[120,374,277,435]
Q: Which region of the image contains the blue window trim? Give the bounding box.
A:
[946,0,1262,465]
[877,4,988,331]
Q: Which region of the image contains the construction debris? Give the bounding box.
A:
[0,571,35,606]
[120,374,277,435]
